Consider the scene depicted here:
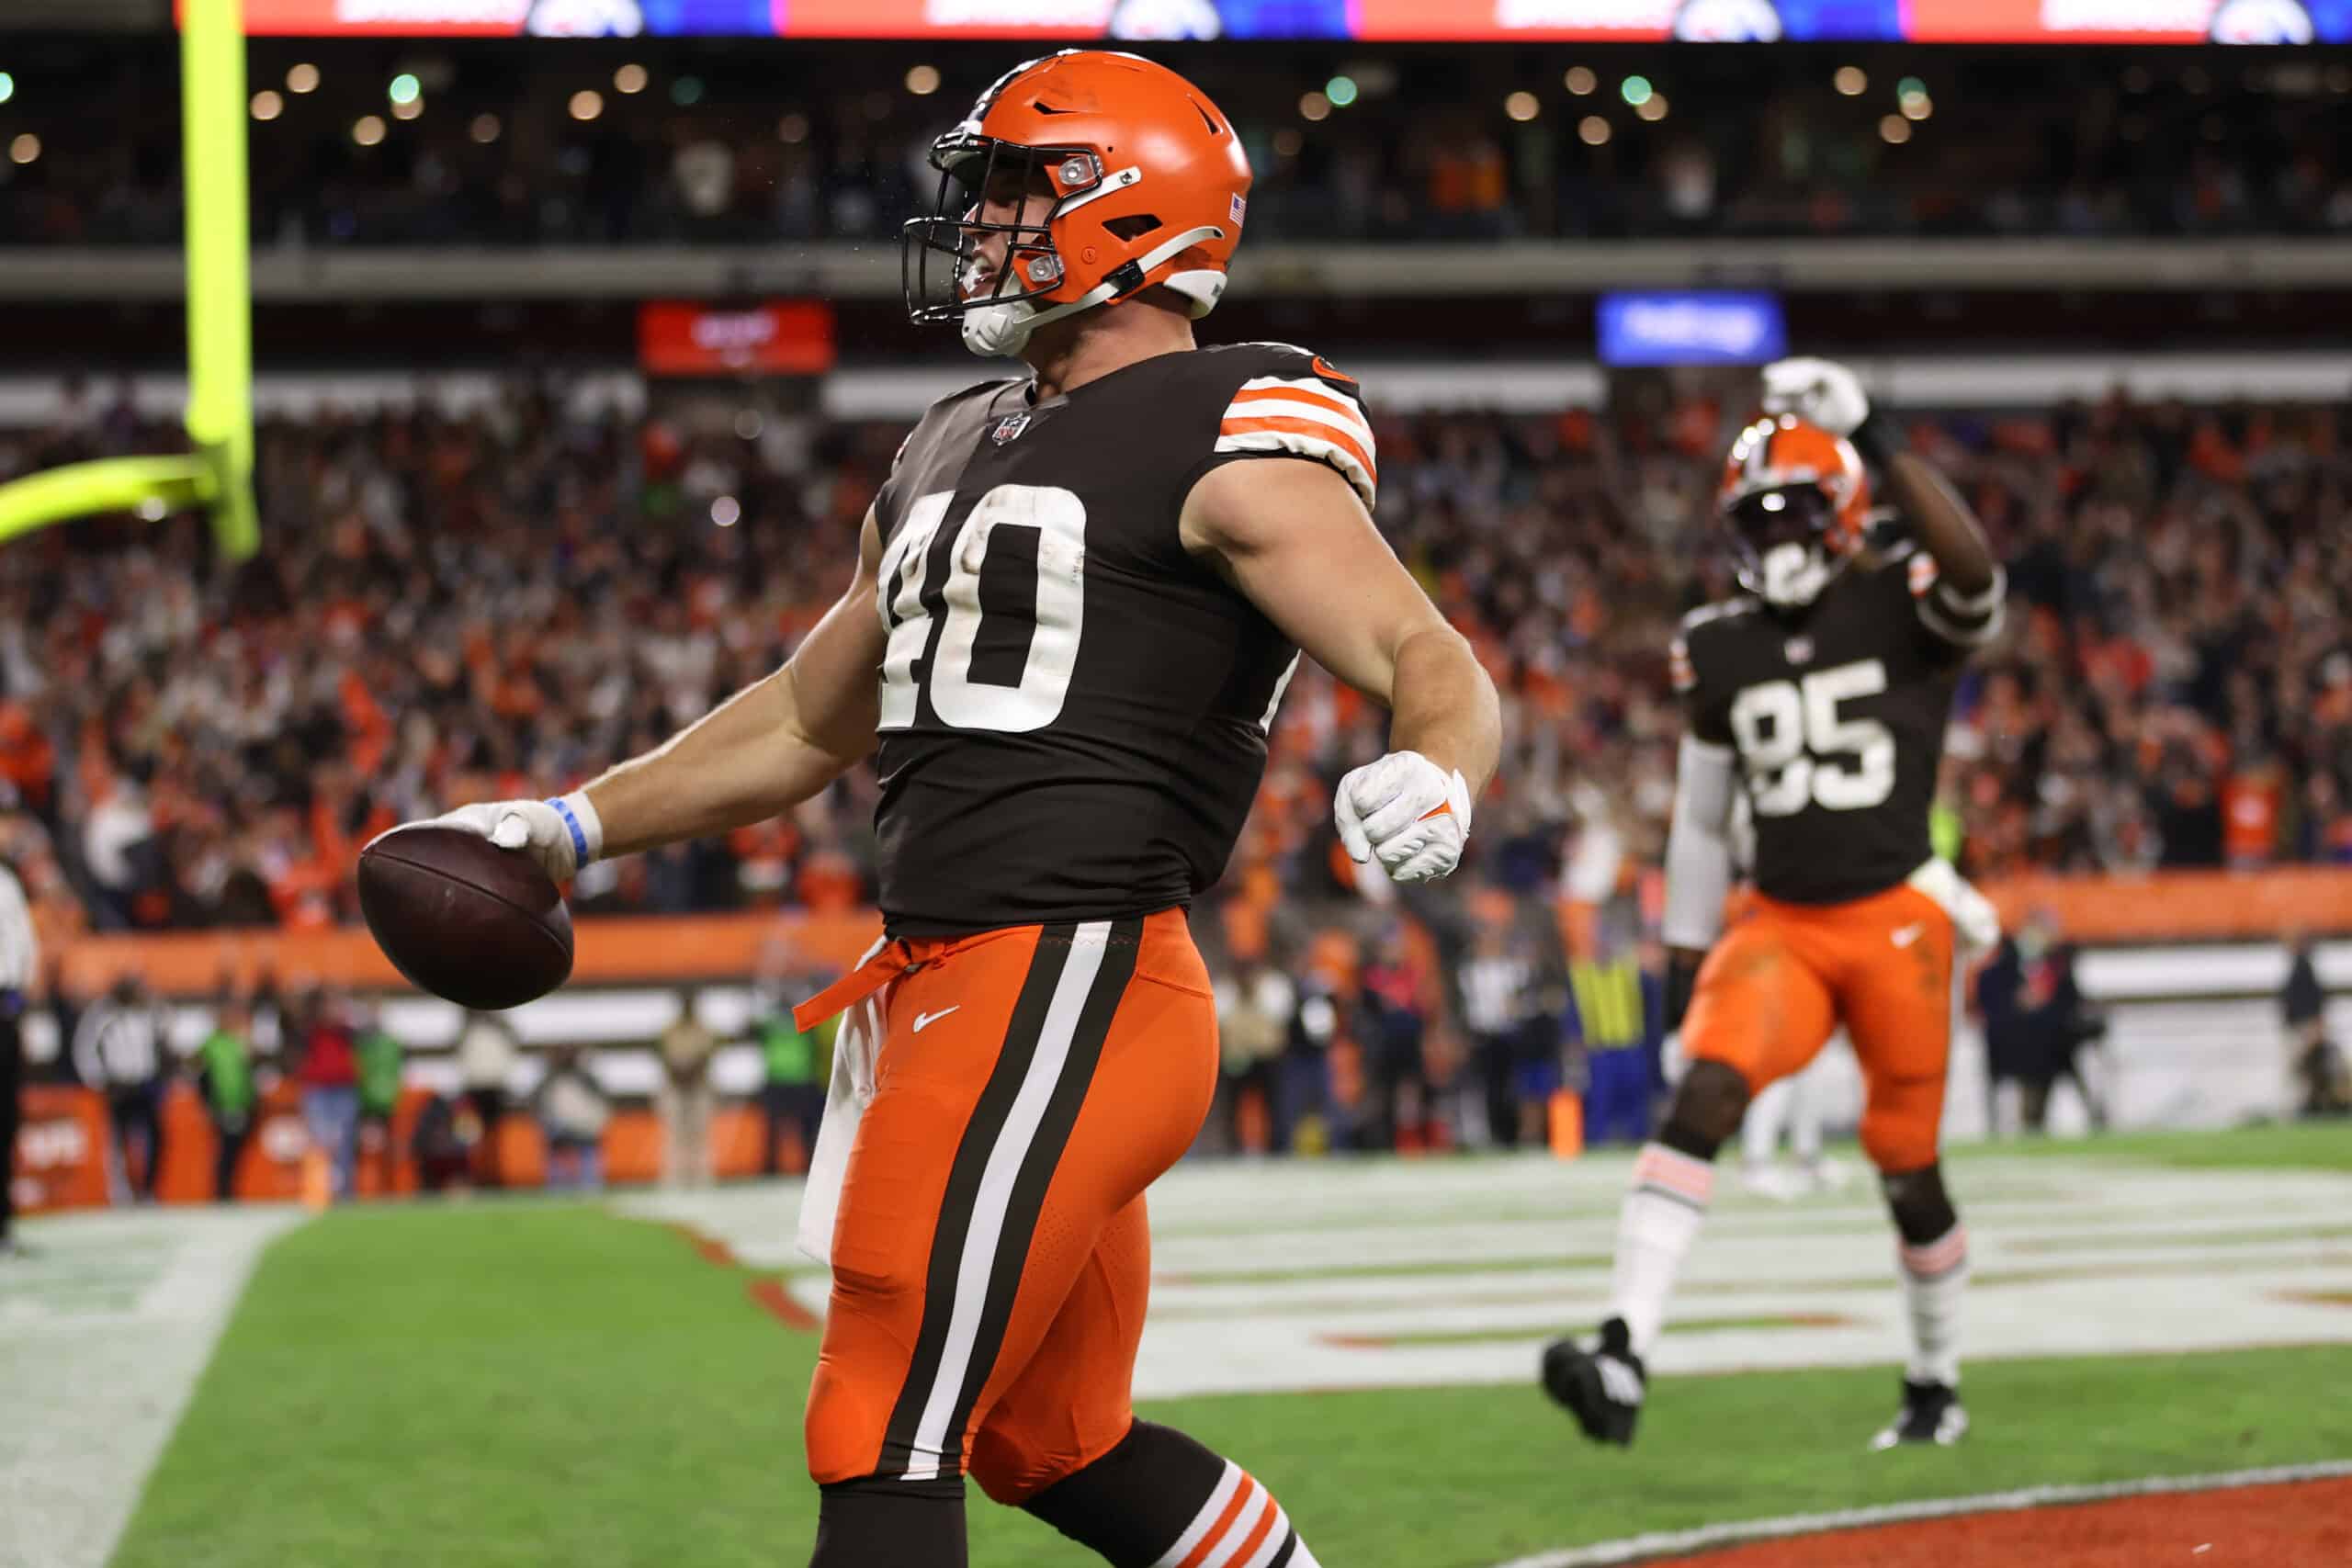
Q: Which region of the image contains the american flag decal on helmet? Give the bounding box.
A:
[1229,193,1247,224]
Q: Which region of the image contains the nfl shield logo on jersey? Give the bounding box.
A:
[990,412,1032,445]
[1785,636,1814,665]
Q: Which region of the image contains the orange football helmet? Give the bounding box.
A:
[1716,414,1871,606]
[902,51,1251,358]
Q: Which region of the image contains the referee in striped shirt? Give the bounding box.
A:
[73,974,174,1205]
[0,852,35,1257]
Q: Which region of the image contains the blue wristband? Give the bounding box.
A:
[547,797,589,865]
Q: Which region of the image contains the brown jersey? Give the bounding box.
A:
[869,343,1377,937]
[1671,548,2001,907]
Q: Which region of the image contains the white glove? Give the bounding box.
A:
[1760,356,1870,438]
[1334,751,1472,885]
[404,791,602,883]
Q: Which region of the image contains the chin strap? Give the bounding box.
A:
[960,224,1223,359]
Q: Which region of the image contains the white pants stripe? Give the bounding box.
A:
[899,920,1112,1482]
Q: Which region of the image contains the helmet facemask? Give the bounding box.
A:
[1727,483,1846,608]
[903,134,1117,358]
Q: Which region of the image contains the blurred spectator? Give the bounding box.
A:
[535,1045,609,1192]
[297,987,363,1200]
[1215,959,1294,1156]
[658,987,717,1189]
[194,998,258,1202]
[0,850,32,1256]
[411,1091,475,1195]
[456,1009,521,1190]
[74,974,174,1202]
[2282,933,2347,1119]
[752,953,831,1178]
[1356,930,1437,1153]
[1980,909,2109,1135]
[1567,947,1661,1150]
[1457,919,1538,1148]
[355,1002,405,1195]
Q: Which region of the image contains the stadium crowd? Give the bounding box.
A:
[5,378,2350,940]
[4,378,2349,1155]
[5,50,2349,247]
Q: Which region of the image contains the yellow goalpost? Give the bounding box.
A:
[0,0,258,559]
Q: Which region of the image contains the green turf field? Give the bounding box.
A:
[104,1127,2352,1568]
[1962,1121,2352,1173]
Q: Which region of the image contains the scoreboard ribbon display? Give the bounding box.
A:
[199,0,2352,37]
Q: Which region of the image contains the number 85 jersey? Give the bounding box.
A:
[1671,549,2002,907]
[868,343,1376,938]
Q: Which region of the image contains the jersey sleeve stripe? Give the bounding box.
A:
[1214,419,1379,508]
[1230,376,1374,430]
[1219,397,1375,447]
[1228,382,1371,425]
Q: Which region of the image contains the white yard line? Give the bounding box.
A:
[1488,1460,2352,1568]
[0,1206,305,1568]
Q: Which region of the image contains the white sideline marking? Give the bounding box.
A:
[1488,1461,2352,1568]
[0,1206,305,1568]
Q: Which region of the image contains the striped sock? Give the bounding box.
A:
[1609,1142,1715,1359]
[1897,1223,1968,1386]
[1154,1461,1311,1568]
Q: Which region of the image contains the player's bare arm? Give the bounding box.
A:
[415,509,887,878]
[1180,455,1502,881]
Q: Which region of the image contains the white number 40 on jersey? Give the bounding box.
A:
[877,485,1086,734]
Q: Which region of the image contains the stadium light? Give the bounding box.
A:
[1326,75,1358,107]
[470,113,501,143]
[1835,66,1866,96]
[0,73,14,106]
[1272,128,1302,157]
[710,496,741,527]
[733,411,763,441]
[905,64,940,96]
[1637,94,1668,122]
[777,112,809,143]
[389,73,420,106]
[287,62,319,94]
[8,133,38,165]
[615,63,649,95]
[352,116,385,146]
[1565,66,1596,96]
[1620,75,1653,107]
[391,97,422,121]
[1880,114,1910,144]
[570,90,604,122]
[1579,115,1611,146]
[1298,91,1330,123]
[1504,92,1539,122]
[671,76,704,107]
[251,90,282,121]
[1902,93,1932,121]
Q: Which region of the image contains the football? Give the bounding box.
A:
[356,825,574,1010]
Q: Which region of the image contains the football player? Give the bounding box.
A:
[407,51,1499,1567]
[1542,357,2001,1451]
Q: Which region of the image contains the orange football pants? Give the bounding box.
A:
[1682,881,1956,1172]
[800,908,1217,1503]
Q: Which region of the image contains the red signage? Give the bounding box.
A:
[637,301,837,378]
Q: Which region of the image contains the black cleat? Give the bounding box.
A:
[1870,1378,1968,1449]
[1541,1316,1646,1446]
